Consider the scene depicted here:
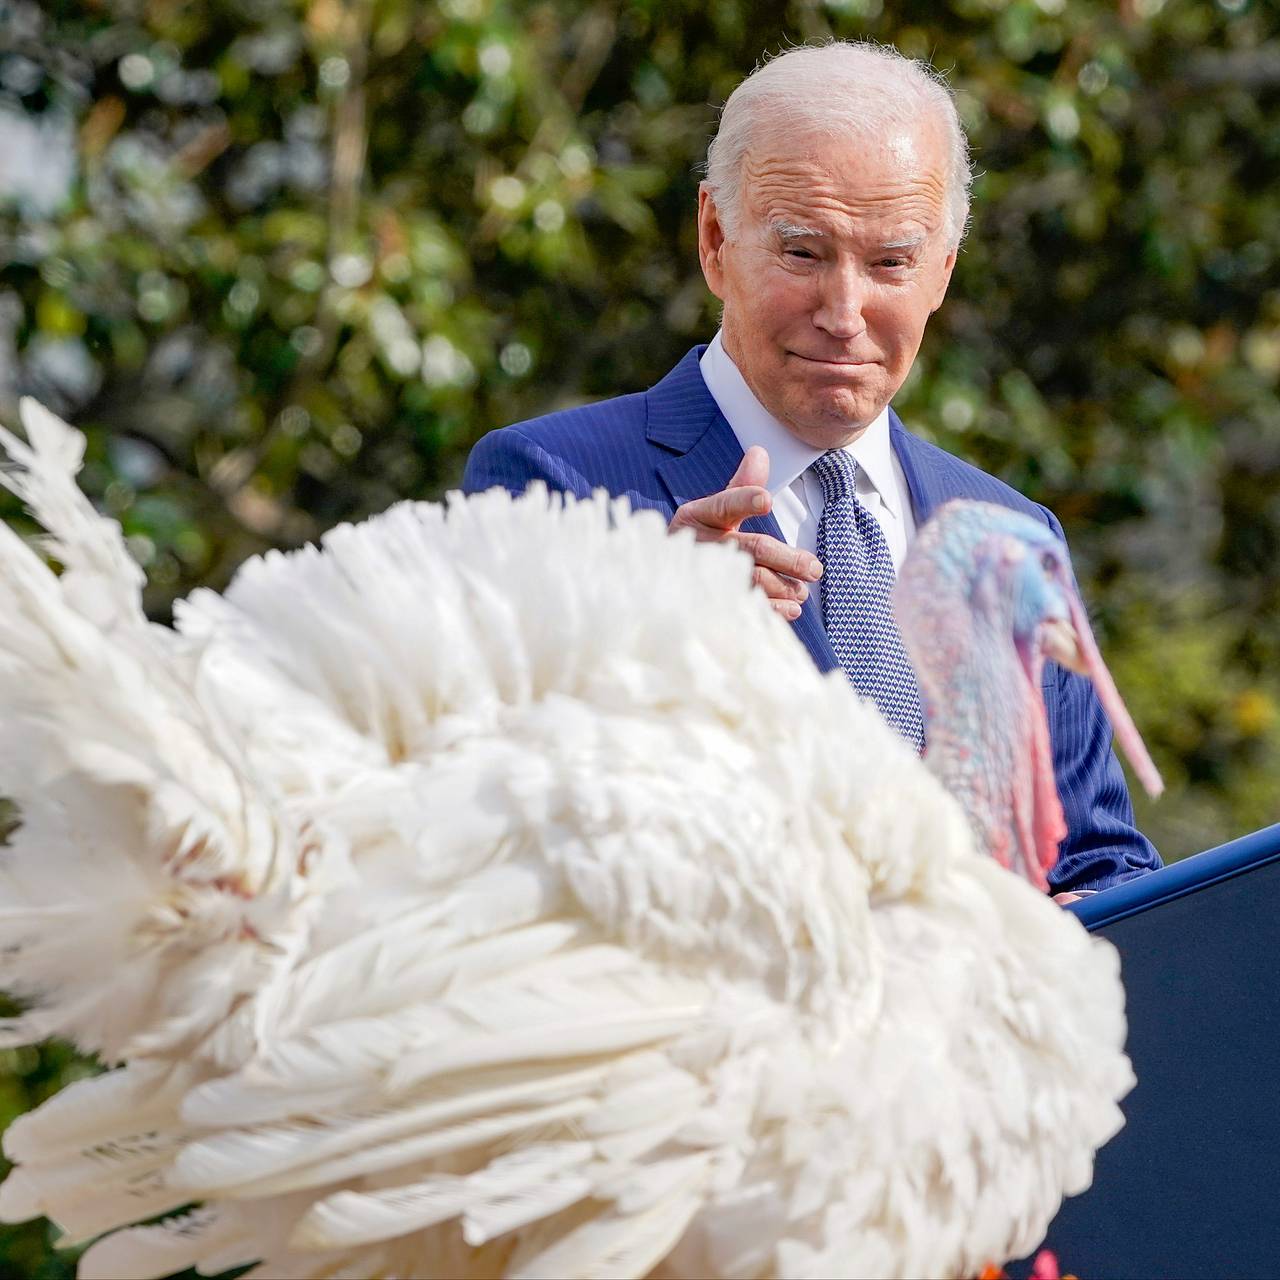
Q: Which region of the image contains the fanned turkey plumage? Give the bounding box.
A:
[0,399,1133,1279]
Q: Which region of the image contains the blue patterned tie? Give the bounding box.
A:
[811,449,925,752]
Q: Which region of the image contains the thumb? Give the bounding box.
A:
[728,445,770,492]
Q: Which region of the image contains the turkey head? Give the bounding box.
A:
[895,501,1163,890]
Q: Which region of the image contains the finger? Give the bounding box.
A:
[769,598,802,621]
[727,445,770,492]
[672,484,770,533]
[669,447,772,535]
[736,532,823,582]
[752,566,809,604]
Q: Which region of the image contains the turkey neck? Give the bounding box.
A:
[916,611,1063,888]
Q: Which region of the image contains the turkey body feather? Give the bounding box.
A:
[0,400,1132,1279]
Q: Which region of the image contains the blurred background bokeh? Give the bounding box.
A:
[0,0,1277,1273]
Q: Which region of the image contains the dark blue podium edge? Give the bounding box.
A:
[1071,822,1280,931]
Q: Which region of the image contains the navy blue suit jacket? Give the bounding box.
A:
[463,346,1161,893]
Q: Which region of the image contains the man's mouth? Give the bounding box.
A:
[790,353,878,368]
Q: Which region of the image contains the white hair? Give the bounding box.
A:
[705,42,973,249]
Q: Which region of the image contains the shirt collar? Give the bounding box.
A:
[699,330,900,515]
[845,404,901,518]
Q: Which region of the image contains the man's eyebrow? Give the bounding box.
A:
[769,224,928,252]
[772,220,826,241]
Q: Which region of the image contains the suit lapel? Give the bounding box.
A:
[890,410,952,525]
[647,350,839,673]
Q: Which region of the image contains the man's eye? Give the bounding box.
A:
[784,248,816,260]
[877,257,908,269]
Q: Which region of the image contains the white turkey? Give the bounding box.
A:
[0,397,1159,1279]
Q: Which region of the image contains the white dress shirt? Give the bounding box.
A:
[699,332,917,571]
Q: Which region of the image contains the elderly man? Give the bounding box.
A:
[463,41,1160,896]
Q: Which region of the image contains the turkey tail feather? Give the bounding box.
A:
[0,397,145,631]
[0,406,340,1064]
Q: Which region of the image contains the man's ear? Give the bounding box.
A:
[697,184,728,301]
[930,244,958,313]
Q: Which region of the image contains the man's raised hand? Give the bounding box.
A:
[667,445,822,621]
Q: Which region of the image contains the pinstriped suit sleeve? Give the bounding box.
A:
[462,426,595,500]
[1038,506,1162,893]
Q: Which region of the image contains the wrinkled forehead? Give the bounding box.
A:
[746,114,947,172]
[740,117,951,233]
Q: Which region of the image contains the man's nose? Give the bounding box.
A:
[813,265,868,339]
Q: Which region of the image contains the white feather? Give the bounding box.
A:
[0,398,144,632]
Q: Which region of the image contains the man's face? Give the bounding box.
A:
[698,122,958,449]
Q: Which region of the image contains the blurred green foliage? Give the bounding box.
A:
[0,0,1278,1271]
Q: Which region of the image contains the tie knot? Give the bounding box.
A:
[810,449,860,504]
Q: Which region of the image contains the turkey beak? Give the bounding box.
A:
[1040,617,1087,676]
[1043,590,1165,800]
